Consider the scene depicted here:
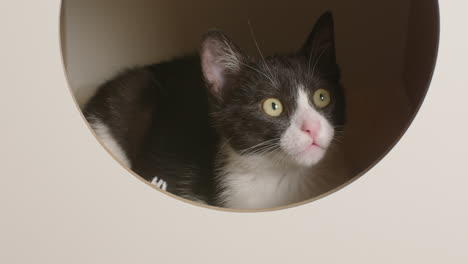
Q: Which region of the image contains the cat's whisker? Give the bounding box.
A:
[239,138,280,155]
[242,145,279,159]
[240,62,277,87]
[221,143,281,175]
[308,30,320,74]
[217,137,233,156]
[247,20,277,86]
[333,133,345,142]
[310,46,330,77]
[269,148,286,167]
[274,149,294,168]
[332,139,344,145]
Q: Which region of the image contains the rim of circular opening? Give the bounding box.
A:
[58,0,441,213]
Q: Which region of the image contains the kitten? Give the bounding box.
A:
[83,12,347,210]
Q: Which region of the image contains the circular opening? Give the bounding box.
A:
[60,0,439,211]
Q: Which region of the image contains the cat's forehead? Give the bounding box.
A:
[242,56,323,96]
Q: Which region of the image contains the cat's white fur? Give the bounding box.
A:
[281,88,335,166]
[89,118,131,168]
[218,87,344,210]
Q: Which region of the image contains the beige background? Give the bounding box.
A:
[1,0,468,263]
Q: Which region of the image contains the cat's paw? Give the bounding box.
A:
[150,177,168,191]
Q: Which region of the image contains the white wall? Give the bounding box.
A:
[5,1,468,263]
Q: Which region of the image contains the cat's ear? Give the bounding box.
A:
[301,11,339,78]
[201,31,244,100]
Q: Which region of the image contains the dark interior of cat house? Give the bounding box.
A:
[61,0,439,205]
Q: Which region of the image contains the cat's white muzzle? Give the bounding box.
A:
[279,89,335,167]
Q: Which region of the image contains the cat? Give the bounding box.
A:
[83,11,347,210]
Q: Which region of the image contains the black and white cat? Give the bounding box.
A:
[84,12,347,210]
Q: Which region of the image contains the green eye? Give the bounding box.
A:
[313,89,331,108]
[262,98,283,117]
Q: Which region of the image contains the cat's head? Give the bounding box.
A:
[200,12,345,167]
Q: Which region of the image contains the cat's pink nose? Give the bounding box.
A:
[301,120,320,140]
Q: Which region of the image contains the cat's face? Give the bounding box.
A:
[201,12,345,167]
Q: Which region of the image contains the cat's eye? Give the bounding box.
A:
[262,98,283,117]
[313,89,331,108]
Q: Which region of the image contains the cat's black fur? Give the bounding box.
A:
[83,12,345,206]
[84,56,219,203]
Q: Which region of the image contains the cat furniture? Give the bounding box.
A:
[62,0,438,197]
[2,0,468,263]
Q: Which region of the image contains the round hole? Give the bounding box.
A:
[60,0,439,211]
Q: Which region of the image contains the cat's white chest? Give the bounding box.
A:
[221,169,309,210]
[217,145,346,210]
[218,153,316,210]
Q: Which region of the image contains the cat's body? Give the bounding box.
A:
[83,12,348,209]
[85,56,220,204]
